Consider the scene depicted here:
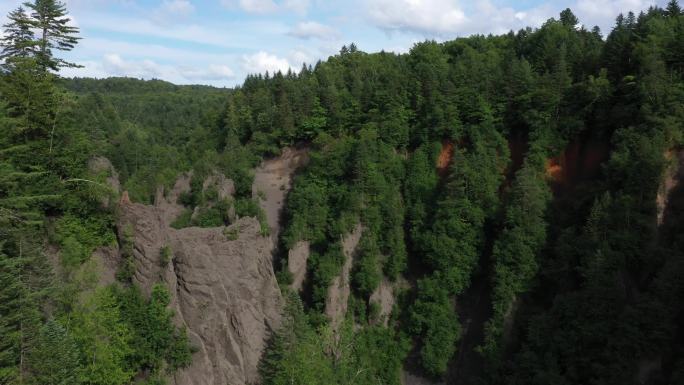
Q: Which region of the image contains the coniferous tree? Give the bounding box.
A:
[28,320,80,385]
[560,8,579,27]
[0,249,23,385]
[24,0,81,70]
[0,7,36,68]
[666,0,682,16]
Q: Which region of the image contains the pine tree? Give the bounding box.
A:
[28,319,80,385]
[560,8,579,27]
[0,7,36,68]
[666,0,682,16]
[24,0,81,70]
[0,249,23,385]
[0,240,45,385]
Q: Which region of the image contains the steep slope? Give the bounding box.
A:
[325,223,363,331]
[117,174,282,385]
[252,147,309,244]
[112,147,312,385]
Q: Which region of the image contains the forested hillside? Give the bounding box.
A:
[1,1,684,385]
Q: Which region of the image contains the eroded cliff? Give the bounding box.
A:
[117,174,282,385]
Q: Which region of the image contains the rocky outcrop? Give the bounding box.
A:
[288,241,310,292]
[118,173,282,385]
[325,223,363,331]
[90,245,120,288]
[153,172,191,226]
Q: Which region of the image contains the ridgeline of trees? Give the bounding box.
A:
[1,0,684,384]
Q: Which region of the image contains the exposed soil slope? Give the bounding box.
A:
[118,174,282,385]
[436,140,455,176]
[252,147,309,244]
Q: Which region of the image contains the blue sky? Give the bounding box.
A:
[0,0,668,87]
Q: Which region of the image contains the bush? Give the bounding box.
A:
[234,198,269,235]
[159,246,171,267]
[170,209,193,229]
[52,213,115,268]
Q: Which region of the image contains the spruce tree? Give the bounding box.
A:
[666,0,681,16]
[560,8,579,27]
[0,249,23,385]
[28,320,80,385]
[0,7,36,68]
[24,0,81,71]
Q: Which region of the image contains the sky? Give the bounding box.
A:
[0,0,670,87]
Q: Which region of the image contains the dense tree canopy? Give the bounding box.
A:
[1,1,684,385]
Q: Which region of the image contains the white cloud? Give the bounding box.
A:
[181,64,235,80]
[574,0,655,30]
[367,0,467,36]
[238,0,278,13]
[242,51,293,74]
[288,48,313,67]
[63,53,235,84]
[363,0,590,37]
[151,0,195,24]
[160,0,195,15]
[74,12,290,51]
[102,53,164,78]
[282,0,310,14]
[288,21,340,40]
[221,0,309,14]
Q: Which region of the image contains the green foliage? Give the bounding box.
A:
[481,161,551,361]
[0,2,195,384]
[2,1,684,383]
[68,287,135,385]
[116,225,136,282]
[52,213,115,268]
[115,284,193,374]
[24,0,82,70]
[159,246,171,267]
[409,277,460,377]
[28,319,80,385]
[351,234,381,298]
[234,197,269,235]
[308,243,345,311]
[170,209,193,229]
[193,199,232,227]
[260,294,409,385]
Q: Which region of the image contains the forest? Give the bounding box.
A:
[1,0,684,384]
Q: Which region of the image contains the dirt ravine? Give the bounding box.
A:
[252,147,309,245]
